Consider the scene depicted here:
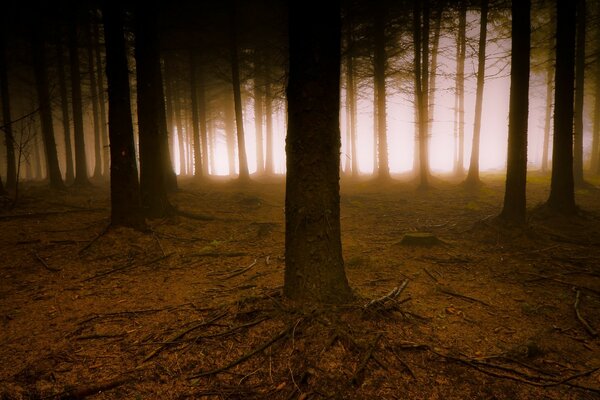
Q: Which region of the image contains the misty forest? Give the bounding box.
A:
[1,0,599,398]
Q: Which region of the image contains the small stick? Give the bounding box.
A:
[364,279,409,309]
[574,289,598,338]
[78,223,111,255]
[437,285,490,307]
[223,259,258,280]
[33,251,61,272]
[351,333,383,385]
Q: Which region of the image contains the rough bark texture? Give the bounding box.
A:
[465,0,488,187]
[135,0,173,218]
[572,0,585,186]
[0,29,16,188]
[284,0,353,304]
[229,3,250,181]
[500,0,530,224]
[31,19,65,189]
[68,8,90,186]
[103,1,145,228]
[373,2,389,180]
[454,1,466,176]
[546,0,577,214]
[55,30,75,184]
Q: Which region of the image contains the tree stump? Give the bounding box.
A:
[399,232,441,246]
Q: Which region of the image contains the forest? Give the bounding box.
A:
[0,0,599,398]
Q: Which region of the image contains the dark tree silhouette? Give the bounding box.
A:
[86,17,102,180]
[454,0,467,176]
[372,1,390,180]
[93,19,109,178]
[592,52,600,174]
[103,1,145,228]
[500,0,530,224]
[546,0,577,214]
[284,0,353,303]
[465,0,489,187]
[189,52,203,179]
[253,49,265,174]
[54,28,75,184]
[31,16,65,189]
[572,0,585,186]
[0,28,16,189]
[68,6,90,186]
[135,0,174,218]
[414,0,430,189]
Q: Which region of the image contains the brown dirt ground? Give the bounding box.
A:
[0,173,599,400]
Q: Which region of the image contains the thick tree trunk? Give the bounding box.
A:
[229,3,250,181]
[373,3,389,180]
[253,49,264,175]
[500,0,530,224]
[93,19,109,178]
[135,0,173,218]
[454,1,466,176]
[0,29,16,188]
[284,0,352,304]
[546,0,577,213]
[31,20,65,189]
[55,31,75,184]
[87,20,102,180]
[573,0,585,186]
[103,1,145,228]
[465,0,488,186]
[68,9,90,186]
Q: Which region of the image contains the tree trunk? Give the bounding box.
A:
[284,0,352,304]
[93,19,109,178]
[135,0,173,218]
[264,64,274,175]
[592,56,600,174]
[189,51,203,179]
[253,49,264,175]
[229,3,250,181]
[55,30,75,184]
[465,0,488,186]
[454,1,466,176]
[0,29,16,189]
[428,7,442,139]
[103,1,145,228]
[414,0,430,189]
[224,92,237,176]
[500,0,530,224]
[573,0,585,186]
[541,47,554,173]
[87,19,102,180]
[373,3,389,180]
[174,82,186,175]
[345,42,358,178]
[31,20,65,189]
[68,9,90,186]
[546,0,577,213]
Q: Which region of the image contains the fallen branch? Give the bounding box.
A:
[188,323,293,379]
[221,259,258,280]
[574,290,598,338]
[436,285,491,307]
[33,251,61,272]
[78,223,111,255]
[351,333,383,386]
[82,253,173,282]
[186,251,248,259]
[364,279,409,309]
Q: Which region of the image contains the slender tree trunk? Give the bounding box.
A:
[541,50,554,173]
[346,43,358,178]
[0,29,16,188]
[546,0,577,213]
[93,19,109,178]
[189,51,203,178]
[254,49,264,175]
[68,9,90,186]
[197,64,209,177]
[573,0,585,186]
[284,0,352,304]
[465,0,488,186]
[209,116,216,174]
[229,3,250,181]
[264,67,274,175]
[500,0,530,224]
[592,57,600,174]
[87,20,102,180]
[103,1,145,228]
[135,0,173,218]
[174,83,186,175]
[414,0,430,189]
[373,3,389,180]
[55,31,75,184]
[225,92,237,176]
[428,7,442,139]
[31,20,65,189]
[454,1,466,176]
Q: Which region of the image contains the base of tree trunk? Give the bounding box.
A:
[398,232,441,246]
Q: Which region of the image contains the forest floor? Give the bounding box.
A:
[0,173,599,400]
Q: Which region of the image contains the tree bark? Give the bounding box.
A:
[31,19,65,189]
[345,34,358,178]
[189,51,203,179]
[592,55,600,174]
[572,0,585,186]
[229,2,250,181]
[135,0,173,218]
[103,1,145,228]
[541,48,554,173]
[55,29,75,184]
[93,19,109,178]
[224,91,237,176]
[254,49,264,175]
[87,18,102,180]
[284,0,352,304]
[454,1,466,176]
[68,7,90,186]
[546,0,577,213]
[465,0,488,186]
[373,3,389,180]
[500,0,530,224]
[264,63,274,175]
[0,28,16,188]
[414,0,430,189]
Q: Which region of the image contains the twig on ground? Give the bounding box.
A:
[186,251,248,259]
[221,259,258,280]
[82,253,173,282]
[573,289,598,338]
[188,323,293,379]
[33,251,61,272]
[436,285,491,307]
[78,223,111,255]
[523,273,600,296]
[364,279,409,309]
[351,333,383,386]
